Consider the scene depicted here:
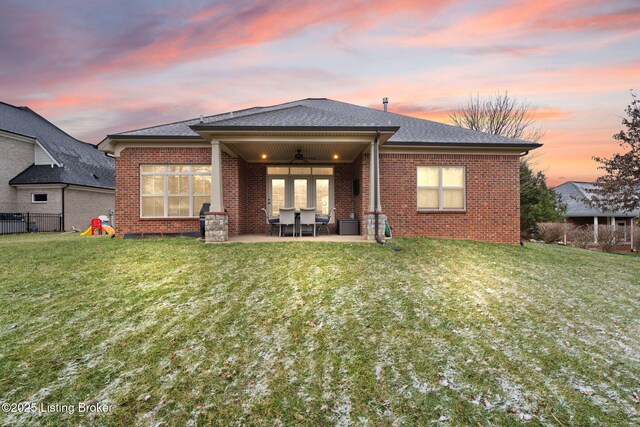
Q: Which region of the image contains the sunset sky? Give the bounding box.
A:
[1,0,638,185]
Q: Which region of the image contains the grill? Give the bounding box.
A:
[199,203,211,238]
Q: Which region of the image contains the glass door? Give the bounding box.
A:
[293,178,309,210]
[268,177,286,217]
[315,178,330,215]
[266,168,334,216]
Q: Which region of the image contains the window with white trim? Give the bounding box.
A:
[417,166,465,210]
[140,165,211,217]
[31,193,48,203]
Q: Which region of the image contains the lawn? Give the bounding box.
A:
[0,234,639,426]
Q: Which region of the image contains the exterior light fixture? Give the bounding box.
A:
[333,154,339,160]
[261,154,267,159]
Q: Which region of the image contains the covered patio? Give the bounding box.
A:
[196,126,396,243]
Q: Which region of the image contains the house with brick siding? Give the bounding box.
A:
[1,101,114,231]
[98,98,540,243]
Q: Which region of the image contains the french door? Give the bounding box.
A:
[267,176,332,217]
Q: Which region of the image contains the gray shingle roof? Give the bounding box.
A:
[112,98,540,147]
[1,101,114,189]
[554,181,640,217]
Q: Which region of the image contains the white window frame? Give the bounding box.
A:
[417,166,466,211]
[266,167,334,216]
[140,165,211,218]
[31,193,48,204]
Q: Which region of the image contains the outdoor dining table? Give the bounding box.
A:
[276,209,327,237]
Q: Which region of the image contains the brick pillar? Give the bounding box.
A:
[205,212,228,242]
[365,212,386,241]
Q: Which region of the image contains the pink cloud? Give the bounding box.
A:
[396,0,639,51]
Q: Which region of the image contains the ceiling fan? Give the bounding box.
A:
[289,149,317,164]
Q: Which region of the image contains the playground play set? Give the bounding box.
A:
[80,215,116,237]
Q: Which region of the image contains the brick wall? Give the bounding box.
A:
[115,147,211,236]
[115,147,521,244]
[353,155,364,232]
[333,163,355,230]
[237,158,249,234]
[377,153,521,244]
[0,134,34,211]
[241,163,356,234]
[221,155,241,236]
[63,188,114,231]
[244,163,266,234]
[354,153,372,235]
[15,187,62,214]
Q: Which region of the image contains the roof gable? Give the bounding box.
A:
[0,101,114,189]
[554,181,640,217]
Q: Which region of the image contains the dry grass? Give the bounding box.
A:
[0,233,639,426]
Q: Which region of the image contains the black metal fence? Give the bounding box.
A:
[0,213,63,234]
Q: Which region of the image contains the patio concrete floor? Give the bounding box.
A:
[220,233,373,243]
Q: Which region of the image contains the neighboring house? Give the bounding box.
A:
[98,98,541,243]
[554,181,639,245]
[0,101,115,231]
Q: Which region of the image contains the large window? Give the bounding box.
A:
[140,165,211,217]
[417,166,465,210]
[266,166,334,216]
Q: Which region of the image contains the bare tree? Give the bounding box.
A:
[450,91,544,142]
[450,92,563,237]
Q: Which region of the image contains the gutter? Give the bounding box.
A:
[190,125,400,133]
[384,141,542,150]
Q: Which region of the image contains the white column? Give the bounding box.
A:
[210,139,224,212]
[611,217,616,242]
[368,141,381,212]
[593,216,598,244]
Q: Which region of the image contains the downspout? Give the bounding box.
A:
[61,184,68,231]
[372,133,401,251]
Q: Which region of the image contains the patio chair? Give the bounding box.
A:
[261,208,279,236]
[279,207,296,237]
[316,208,336,236]
[299,207,317,237]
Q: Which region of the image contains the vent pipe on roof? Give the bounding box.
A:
[382,97,388,112]
[199,114,203,124]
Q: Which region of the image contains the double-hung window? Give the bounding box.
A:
[140,165,211,217]
[417,166,465,210]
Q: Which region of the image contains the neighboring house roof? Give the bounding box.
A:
[554,181,640,217]
[0,101,114,189]
[110,98,541,148]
